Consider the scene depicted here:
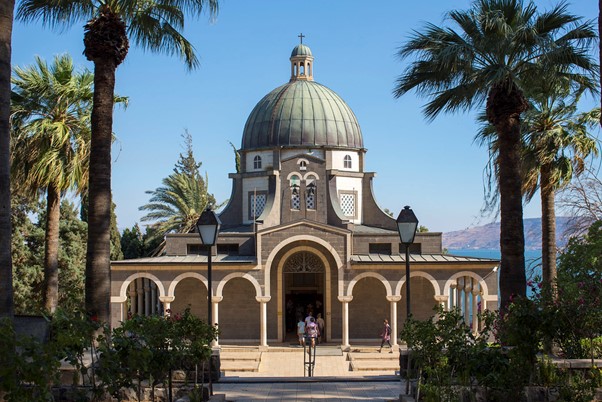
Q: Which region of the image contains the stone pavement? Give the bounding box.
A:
[212,380,403,401]
[212,345,406,401]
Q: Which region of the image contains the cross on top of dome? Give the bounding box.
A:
[290,35,313,81]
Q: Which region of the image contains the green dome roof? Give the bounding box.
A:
[241,80,363,150]
[291,44,312,57]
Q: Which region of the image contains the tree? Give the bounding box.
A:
[120,224,144,259]
[11,55,93,313]
[521,80,598,288]
[0,0,15,319]
[140,134,218,255]
[477,78,599,289]
[228,140,241,173]
[11,196,44,314]
[558,168,602,238]
[17,0,219,324]
[80,194,124,261]
[393,0,596,308]
[11,198,87,314]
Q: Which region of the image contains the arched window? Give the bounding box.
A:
[306,181,316,210]
[299,160,307,170]
[344,155,352,169]
[253,155,262,169]
[290,176,300,210]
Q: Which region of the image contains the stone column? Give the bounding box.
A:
[212,296,223,347]
[449,284,457,309]
[434,295,448,313]
[159,296,174,317]
[256,296,271,349]
[471,282,479,333]
[136,278,144,316]
[151,283,157,315]
[338,296,353,351]
[144,279,152,316]
[456,278,464,314]
[128,282,137,316]
[387,296,401,347]
[464,277,471,325]
[110,296,127,323]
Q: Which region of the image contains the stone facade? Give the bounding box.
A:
[110,42,499,349]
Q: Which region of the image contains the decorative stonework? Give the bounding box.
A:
[283,251,324,273]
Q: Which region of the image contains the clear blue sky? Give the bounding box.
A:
[11,0,599,233]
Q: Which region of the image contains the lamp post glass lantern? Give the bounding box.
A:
[195,207,221,395]
[397,205,418,395]
[397,205,418,320]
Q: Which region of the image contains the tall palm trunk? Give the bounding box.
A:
[540,164,557,290]
[599,0,602,127]
[0,0,15,319]
[85,58,116,324]
[488,81,528,309]
[43,184,61,312]
[83,7,128,325]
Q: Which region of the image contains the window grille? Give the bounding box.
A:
[340,193,355,216]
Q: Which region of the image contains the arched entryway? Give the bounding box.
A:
[282,251,325,342]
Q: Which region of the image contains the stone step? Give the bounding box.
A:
[220,347,260,353]
[349,359,400,372]
[220,360,260,372]
[348,351,398,361]
[220,351,261,362]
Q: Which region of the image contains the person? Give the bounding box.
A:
[304,311,313,327]
[305,316,319,350]
[316,313,325,344]
[379,319,392,353]
[297,317,306,346]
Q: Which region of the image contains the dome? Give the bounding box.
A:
[241,81,363,150]
[291,44,312,57]
[241,43,363,151]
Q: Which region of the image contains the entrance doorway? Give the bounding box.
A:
[282,252,325,342]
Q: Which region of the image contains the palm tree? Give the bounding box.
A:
[11,55,94,313]
[393,0,596,308]
[521,80,599,288]
[0,0,15,319]
[140,134,218,255]
[17,0,219,324]
[477,78,599,290]
[140,171,216,255]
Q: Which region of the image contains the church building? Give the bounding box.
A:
[110,41,499,349]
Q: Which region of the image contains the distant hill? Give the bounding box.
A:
[443,217,571,251]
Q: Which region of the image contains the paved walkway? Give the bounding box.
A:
[213,380,403,401]
[212,345,406,401]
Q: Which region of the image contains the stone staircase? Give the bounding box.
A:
[347,347,400,372]
[219,345,400,375]
[219,347,262,373]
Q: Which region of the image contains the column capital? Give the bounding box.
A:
[256,296,271,303]
[338,296,353,303]
[386,295,402,302]
[159,296,175,303]
[434,295,448,303]
[212,296,223,303]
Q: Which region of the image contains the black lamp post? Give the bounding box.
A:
[195,207,221,396]
[396,205,419,320]
[397,205,418,395]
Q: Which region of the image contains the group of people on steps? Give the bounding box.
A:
[297,311,325,347]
